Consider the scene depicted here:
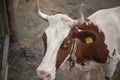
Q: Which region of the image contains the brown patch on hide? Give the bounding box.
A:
[42,21,109,70]
[56,27,77,70]
[42,32,47,55]
[75,22,109,64]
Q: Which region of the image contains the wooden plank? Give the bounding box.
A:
[1,35,9,80]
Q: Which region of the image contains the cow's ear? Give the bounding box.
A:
[77,31,97,44]
[78,4,86,24]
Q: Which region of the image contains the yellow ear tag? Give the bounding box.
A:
[85,37,93,44]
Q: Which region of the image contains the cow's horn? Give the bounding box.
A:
[78,4,85,24]
[36,0,50,20]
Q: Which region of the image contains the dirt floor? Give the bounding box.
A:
[8,0,120,80]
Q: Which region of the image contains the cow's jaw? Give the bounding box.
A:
[37,14,77,80]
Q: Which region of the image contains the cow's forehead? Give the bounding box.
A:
[47,14,77,27]
[45,25,71,42]
[45,14,74,41]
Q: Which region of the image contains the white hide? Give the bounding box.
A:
[88,7,120,55]
[37,14,78,80]
[88,7,120,79]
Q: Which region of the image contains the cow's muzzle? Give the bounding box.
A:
[37,70,51,80]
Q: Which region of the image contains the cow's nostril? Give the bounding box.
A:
[37,70,51,79]
[39,70,47,75]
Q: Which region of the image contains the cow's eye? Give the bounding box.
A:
[63,40,71,48]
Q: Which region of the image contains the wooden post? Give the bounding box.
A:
[0,0,10,80]
[0,0,9,37]
[1,35,9,80]
[6,0,18,42]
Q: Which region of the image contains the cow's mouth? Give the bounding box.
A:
[37,70,51,80]
[38,74,51,80]
[77,31,96,44]
[43,76,51,80]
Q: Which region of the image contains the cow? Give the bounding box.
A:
[36,0,120,80]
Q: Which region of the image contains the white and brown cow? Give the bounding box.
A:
[36,0,120,80]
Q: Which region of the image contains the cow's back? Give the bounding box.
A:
[88,7,120,57]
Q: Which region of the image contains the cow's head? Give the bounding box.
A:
[36,0,109,80]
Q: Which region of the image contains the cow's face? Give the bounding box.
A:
[36,14,78,80]
[36,1,86,80]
